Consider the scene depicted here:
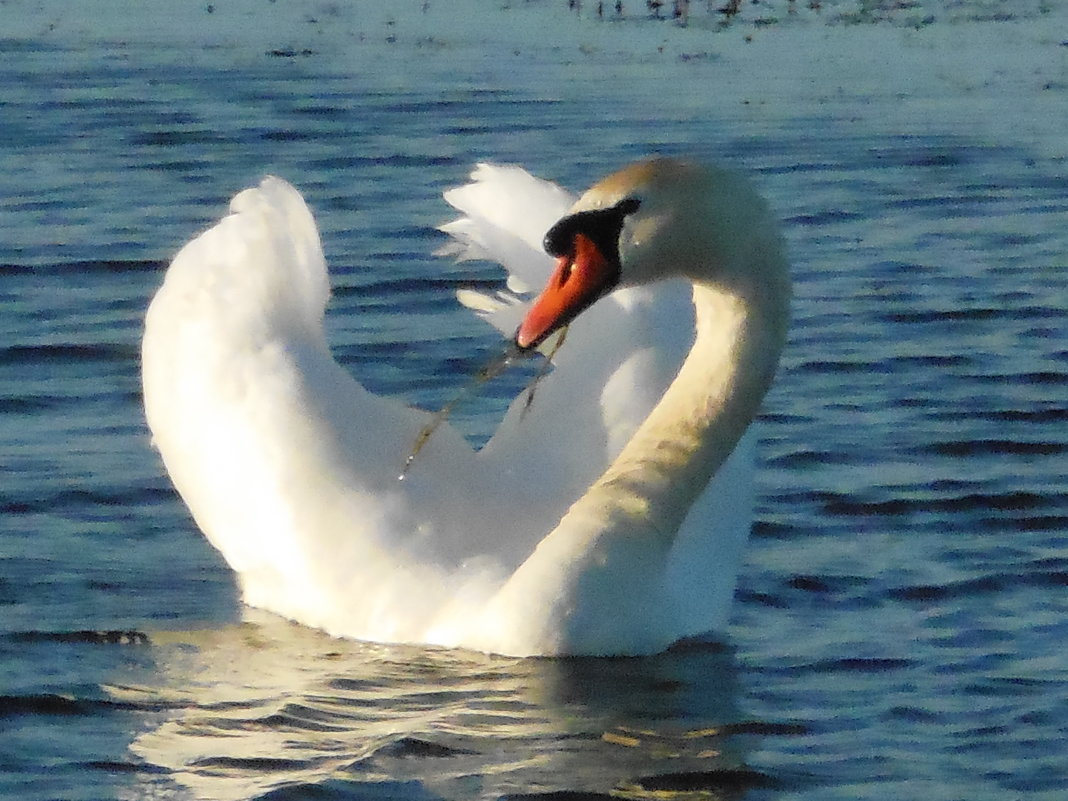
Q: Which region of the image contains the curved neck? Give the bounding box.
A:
[570,276,787,544]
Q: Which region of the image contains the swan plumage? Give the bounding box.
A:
[142,159,788,656]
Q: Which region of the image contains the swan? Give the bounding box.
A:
[141,158,789,657]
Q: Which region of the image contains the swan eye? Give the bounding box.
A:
[542,197,642,260]
[543,219,576,259]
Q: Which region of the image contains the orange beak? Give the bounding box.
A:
[515,233,617,351]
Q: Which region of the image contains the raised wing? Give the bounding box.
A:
[439,164,695,520]
[142,177,511,635]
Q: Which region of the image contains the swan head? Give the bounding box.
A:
[516,158,786,350]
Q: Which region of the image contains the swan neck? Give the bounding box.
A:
[582,278,785,543]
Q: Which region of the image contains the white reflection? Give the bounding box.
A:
[116,610,748,800]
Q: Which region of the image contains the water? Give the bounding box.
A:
[2,1,1067,798]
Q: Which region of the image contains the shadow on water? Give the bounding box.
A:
[117,611,791,800]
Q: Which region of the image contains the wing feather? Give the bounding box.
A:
[439,164,695,516]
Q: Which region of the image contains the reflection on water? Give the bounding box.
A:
[119,612,780,800]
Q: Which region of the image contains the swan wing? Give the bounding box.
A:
[439,164,694,518]
[440,162,575,300]
[142,177,504,640]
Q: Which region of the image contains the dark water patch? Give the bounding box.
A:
[440,120,557,137]
[817,489,1058,517]
[253,779,453,801]
[332,274,475,301]
[332,341,433,363]
[190,755,315,772]
[816,495,925,517]
[883,306,1001,324]
[888,353,973,368]
[259,127,322,142]
[757,577,883,611]
[999,515,1068,532]
[817,657,913,673]
[1003,370,1068,386]
[1028,555,1068,573]
[81,758,169,775]
[289,103,354,119]
[0,693,148,718]
[766,448,855,468]
[965,675,1063,698]
[309,155,389,172]
[787,575,836,594]
[5,629,150,645]
[0,37,68,53]
[4,196,71,213]
[33,96,188,117]
[142,157,214,174]
[0,694,94,718]
[716,721,809,736]
[736,589,790,609]
[128,128,233,147]
[307,153,460,170]
[266,48,318,59]
[2,258,163,275]
[372,736,476,759]
[918,439,1068,457]
[0,342,139,366]
[885,306,1064,325]
[885,705,944,723]
[794,359,872,375]
[325,677,389,695]
[501,793,618,801]
[0,395,64,414]
[255,710,356,734]
[1,485,171,516]
[663,636,731,656]
[1023,569,1068,588]
[788,209,866,227]
[771,657,915,678]
[891,573,1019,603]
[950,407,1068,424]
[750,519,798,539]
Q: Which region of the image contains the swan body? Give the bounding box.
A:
[142,159,789,656]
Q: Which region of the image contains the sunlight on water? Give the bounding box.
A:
[116,614,754,800]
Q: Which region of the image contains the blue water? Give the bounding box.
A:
[2,2,1067,799]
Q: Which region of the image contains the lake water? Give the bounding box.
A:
[2,1,1067,799]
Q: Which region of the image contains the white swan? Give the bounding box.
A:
[142,159,789,656]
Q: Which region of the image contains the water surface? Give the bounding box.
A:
[1,2,1067,799]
